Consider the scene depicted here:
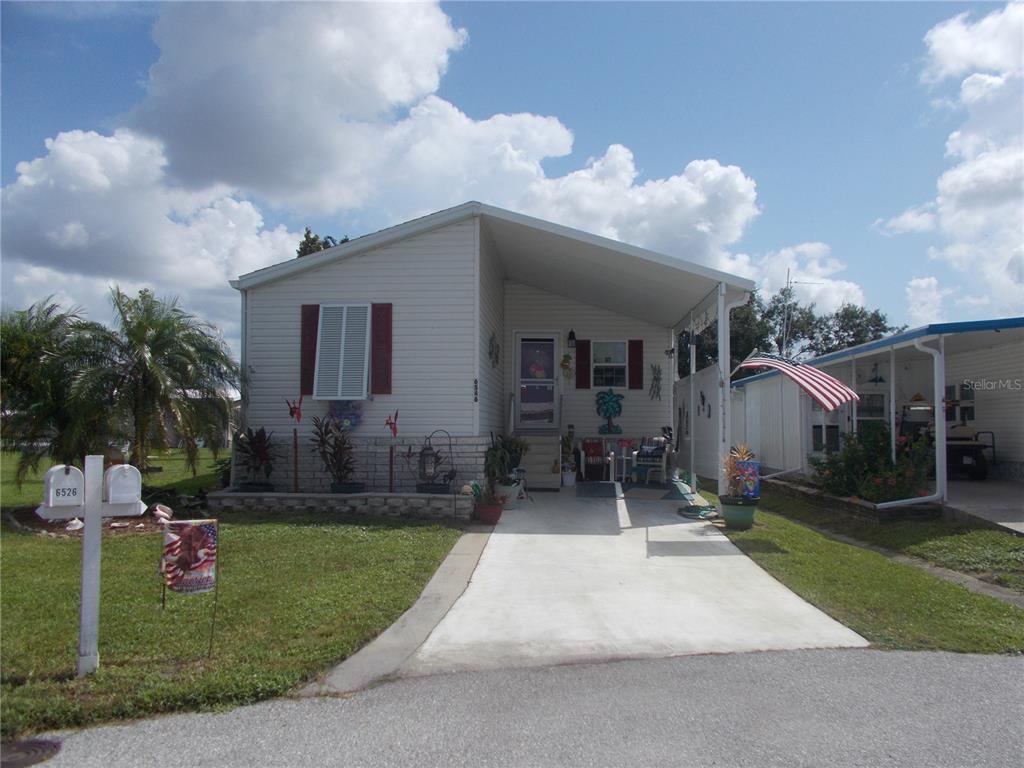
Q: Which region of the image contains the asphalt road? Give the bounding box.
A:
[42,649,1023,767]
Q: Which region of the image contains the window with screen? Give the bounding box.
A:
[592,341,627,387]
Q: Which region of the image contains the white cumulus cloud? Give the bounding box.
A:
[905,276,953,326]
[922,3,1024,82]
[722,242,865,314]
[2,1,802,348]
[882,3,1024,318]
[1,130,299,345]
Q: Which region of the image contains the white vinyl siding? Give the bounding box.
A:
[245,219,477,438]
[314,304,370,400]
[503,282,673,438]
[477,225,506,434]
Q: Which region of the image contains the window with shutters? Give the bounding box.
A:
[313,304,371,400]
[592,341,627,388]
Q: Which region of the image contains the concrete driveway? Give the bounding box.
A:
[402,490,867,676]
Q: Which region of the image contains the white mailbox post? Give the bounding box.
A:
[37,455,145,676]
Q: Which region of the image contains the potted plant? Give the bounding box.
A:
[472,482,505,525]
[483,434,517,511]
[310,415,365,493]
[234,427,278,492]
[500,435,530,471]
[560,435,577,487]
[719,443,760,530]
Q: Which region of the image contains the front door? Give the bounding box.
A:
[516,334,558,431]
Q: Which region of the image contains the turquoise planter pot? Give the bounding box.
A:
[720,496,757,530]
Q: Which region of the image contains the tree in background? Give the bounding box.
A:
[296,227,349,257]
[678,288,900,376]
[682,291,772,378]
[808,304,905,357]
[76,288,239,472]
[762,286,817,358]
[1,299,111,485]
[2,289,238,478]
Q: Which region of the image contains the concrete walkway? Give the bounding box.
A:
[401,491,867,676]
[947,480,1024,535]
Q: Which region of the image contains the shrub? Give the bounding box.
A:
[809,423,933,503]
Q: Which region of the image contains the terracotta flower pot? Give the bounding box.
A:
[475,502,503,525]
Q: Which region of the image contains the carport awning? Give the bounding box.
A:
[736,352,859,411]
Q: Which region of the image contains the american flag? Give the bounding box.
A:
[161,520,218,594]
[737,352,859,412]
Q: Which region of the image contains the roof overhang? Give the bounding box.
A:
[232,201,753,328]
[733,317,1024,388]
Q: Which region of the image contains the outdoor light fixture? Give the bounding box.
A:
[567,330,577,348]
[416,429,457,487]
[418,441,439,482]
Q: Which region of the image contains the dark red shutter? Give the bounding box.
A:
[575,340,591,389]
[300,304,320,396]
[371,303,392,395]
[628,340,644,390]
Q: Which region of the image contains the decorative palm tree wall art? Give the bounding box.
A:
[595,388,624,434]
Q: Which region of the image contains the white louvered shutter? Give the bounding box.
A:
[313,305,371,399]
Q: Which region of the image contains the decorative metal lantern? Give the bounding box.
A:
[418,440,440,482]
[567,329,577,348]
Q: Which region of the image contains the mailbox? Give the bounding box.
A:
[43,465,85,508]
[104,465,142,504]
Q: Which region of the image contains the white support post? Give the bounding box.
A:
[689,312,696,489]
[716,283,730,494]
[78,455,104,676]
[889,348,897,464]
[779,375,786,470]
[850,356,858,434]
[934,339,947,503]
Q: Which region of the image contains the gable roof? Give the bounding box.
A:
[232,201,754,327]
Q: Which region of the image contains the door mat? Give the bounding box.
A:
[574,482,620,498]
[620,481,691,501]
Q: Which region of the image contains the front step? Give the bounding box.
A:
[516,433,562,490]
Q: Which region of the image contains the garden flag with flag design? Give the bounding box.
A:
[736,352,859,412]
[161,519,218,594]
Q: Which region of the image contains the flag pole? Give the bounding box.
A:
[207,557,220,658]
[730,348,759,379]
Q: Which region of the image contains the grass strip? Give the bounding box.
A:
[706,496,1024,654]
[1,510,461,739]
[758,489,1024,594]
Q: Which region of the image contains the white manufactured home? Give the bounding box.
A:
[232,202,753,493]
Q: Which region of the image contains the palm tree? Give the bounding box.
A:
[72,288,239,473]
[1,299,111,485]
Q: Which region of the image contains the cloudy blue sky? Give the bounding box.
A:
[2,1,1022,349]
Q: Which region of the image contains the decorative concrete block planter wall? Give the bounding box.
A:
[207,490,473,520]
[233,434,490,496]
[761,478,942,522]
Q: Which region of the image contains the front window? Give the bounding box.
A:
[812,424,840,453]
[592,341,627,387]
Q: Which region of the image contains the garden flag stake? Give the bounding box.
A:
[160,519,220,657]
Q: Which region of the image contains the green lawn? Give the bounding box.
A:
[758,489,1024,594]
[1,449,224,509]
[710,497,1024,654]
[1,511,461,739]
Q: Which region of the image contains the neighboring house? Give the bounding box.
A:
[232,202,752,492]
[678,318,1024,497]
